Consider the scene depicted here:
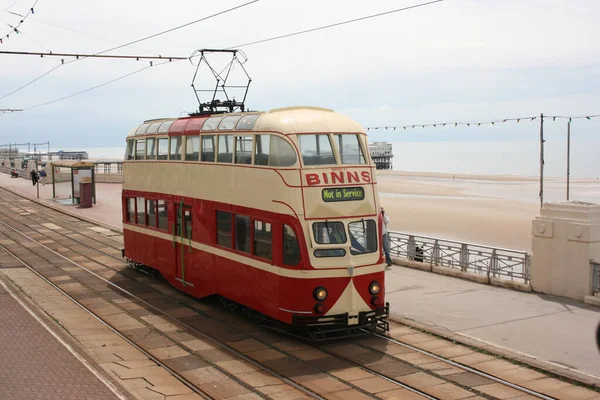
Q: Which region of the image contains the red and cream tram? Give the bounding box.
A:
[122,106,389,340]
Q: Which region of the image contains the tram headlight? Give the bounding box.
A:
[369,281,381,295]
[313,286,328,301]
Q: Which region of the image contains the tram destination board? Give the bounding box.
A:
[322,187,365,202]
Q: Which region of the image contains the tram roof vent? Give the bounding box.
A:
[268,106,334,114]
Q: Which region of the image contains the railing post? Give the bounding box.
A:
[433,240,440,266]
[489,249,498,278]
[408,235,416,260]
[524,253,532,284]
[460,243,468,272]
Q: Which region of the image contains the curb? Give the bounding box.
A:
[387,313,600,389]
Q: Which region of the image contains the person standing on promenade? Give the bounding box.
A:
[30,168,38,186]
[39,169,47,185]
[381,207,392,267]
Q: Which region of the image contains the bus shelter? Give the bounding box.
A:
[50,160,96,205]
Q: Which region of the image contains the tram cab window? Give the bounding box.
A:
[348,220,377,255]
[217,136,233,163]
[185,136,200,161]
[216,211,232,248]
[146,138,157,160]
[283,225,300,266]
[169,137,182,160]
[335,134,366,165]
[235,136,252,164]
[270,136,297,167]
[236,115,260,130]
[298,134,335,165]
[255,135,270,166]
[126,198,135,222]
[136,197,146,224]
[201,135,215,162]
[219,116,242,130]
[135,140,146,160]
[157,200,168,230]
[312,222,347,244]
[146,200,157,228]
[235,215,251,254]
[202,117,222,131]
[253,221,272,261]
[125,140,134,160]
[157,138,169,160]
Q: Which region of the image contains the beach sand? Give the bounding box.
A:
[377,171,600,252]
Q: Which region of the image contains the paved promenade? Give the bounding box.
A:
[1,172,600,385]
[0,278,125,400]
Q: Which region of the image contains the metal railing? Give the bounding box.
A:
[388,232,532,284]
[592,261,600,296]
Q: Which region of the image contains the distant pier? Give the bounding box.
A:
[368,142,394,170]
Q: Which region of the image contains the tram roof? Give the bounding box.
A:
[127,106,364,138]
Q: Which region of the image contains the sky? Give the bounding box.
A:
[0,0,599,151]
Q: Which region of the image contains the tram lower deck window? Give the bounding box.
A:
[126,198,135,222]
[235,215,250,253]
[157,200,168,230]
[146,200,157,228]
[253,221,272,261]
[216,211,232,248]
[136,198,145,224]
[283,225,300,266]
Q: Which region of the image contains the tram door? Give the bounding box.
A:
[174,202,193,289]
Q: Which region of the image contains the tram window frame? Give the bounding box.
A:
[217,135,234,163]
[135,139,146,160]
[202,116,223,131]
[157,200,168,230]
[218,116,242,131]
[235,215,251,254]
[146,138,157,160]
[234,136,253,165]
[348,219,377,255]
[157,138,169,160]
[146,122,162,135]
[298,134,336,166]
[125,140,134,161]
[126,198,135,222]
[335,134,366,165]
[283,224,300,266]
[169,136,182,160]
[146,199,158,228]
[236,114,260,130]
[270,136,298,167]
[185,136,200,162]
[135,123,150,135]
[253,220,272,261]
[157,120,174,133]
[254,135,270,166]
[136,197,146,225]
[216,211,232,248]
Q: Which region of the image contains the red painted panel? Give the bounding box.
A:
[169,118,190,135]
[183,117,207,135]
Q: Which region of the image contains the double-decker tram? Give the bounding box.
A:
[122,106,390,340]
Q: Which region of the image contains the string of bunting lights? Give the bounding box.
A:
[1,0,39,44]
[365,114,600,131]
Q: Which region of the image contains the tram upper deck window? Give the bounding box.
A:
[202,117,223,131]
[125,140,134,160]
[219,116,242,131]
[335,134,366,165]
[169,137,182,160]
[146,122,162,135]
[217,135,233,163]
[312,222,346,244]
[157,138,169,160]
[157,120,174,133]
[348,220,377,255]
[283,225,300,266]
[146,138,157,160]
[270,136,297,167]
[235,136,252,164]
[135,123,150,135]
[185,136,200,161]
[236,115,260,130]
[135,139,146,160]
[255,135,270,166]
[298,134,335,166]
[201,135,215,162]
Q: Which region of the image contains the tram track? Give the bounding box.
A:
[0,187,569,399]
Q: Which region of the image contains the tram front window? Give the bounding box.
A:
[348,220,377,255]
[312,222,346,244]
[299,134,335,165]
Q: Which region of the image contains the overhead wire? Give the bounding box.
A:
[0,0,38,43]
[228,0,444,49]
[0,0,259,104]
